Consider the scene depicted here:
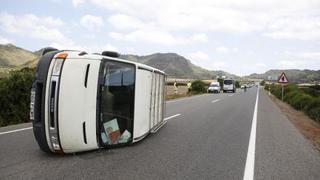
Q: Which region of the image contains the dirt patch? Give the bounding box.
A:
[266,90,320,152]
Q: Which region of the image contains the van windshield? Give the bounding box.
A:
[210,84,218,87]
[224,80,233,85]
[99,60,135,146]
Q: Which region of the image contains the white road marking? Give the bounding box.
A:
[243,87,259,180]
[0,127,33,135]
[228,94,235,97]
[164,114,181,121]
[0,114,182,135]
[211,99,221,103]
[166,94,209,103]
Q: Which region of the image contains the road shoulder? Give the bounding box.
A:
[255,88,320,180]
[266,89,320,152]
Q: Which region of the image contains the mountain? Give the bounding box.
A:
[0,44,38,68]
[0,44,238,79]
[247,69,320,83]
[121,53,237,79]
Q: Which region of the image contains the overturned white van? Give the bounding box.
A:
[30,49,166,154]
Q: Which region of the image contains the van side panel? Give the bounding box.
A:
[58,59,100,153]
[133,69,152,141]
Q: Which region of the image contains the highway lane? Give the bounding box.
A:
[0,87,319,179]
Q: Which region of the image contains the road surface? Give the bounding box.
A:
[0,87,319,180]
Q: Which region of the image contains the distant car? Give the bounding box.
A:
[208,82,220,93]
[223,79,236,93]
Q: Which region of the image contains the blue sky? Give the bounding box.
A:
[1,0,320,76]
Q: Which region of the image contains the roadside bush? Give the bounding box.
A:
[0,68,35,127]
[235,81,240,88]
[307,107,320,122]
[290,94,313,110]
[283,90,300,103]
[270,84,282,99]
[284,84,298,94]
[301,87,320,97]
[304,97,320,112]
[267,83,320,124]
[191,80,206,94]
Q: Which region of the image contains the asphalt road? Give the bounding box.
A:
[0,87,320,180]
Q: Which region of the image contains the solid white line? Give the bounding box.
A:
[211,99,221,103]
[243,87,259,180]
[164,114,181,121]
[228,94,235,97]
[0,127,33,135]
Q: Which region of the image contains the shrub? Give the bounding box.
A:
[270,84,282,99]
[304,97,320,112]
[0,68,35,127]
[191,80,206,93]
[284,90,300,103]
[289,93,313,110]
[301,87,320,97]
[235,81,240,88]
[307,107,320,122]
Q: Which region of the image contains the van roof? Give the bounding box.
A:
[57,50,166,75]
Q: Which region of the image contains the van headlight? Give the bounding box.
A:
[52,59,64,76]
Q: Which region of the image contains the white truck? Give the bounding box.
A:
[30,49,167,154]
[223,79,236,93]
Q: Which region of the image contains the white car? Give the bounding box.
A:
[31,48,166,154]
[207,82,220,93]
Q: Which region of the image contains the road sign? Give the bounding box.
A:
[278,72,289,83]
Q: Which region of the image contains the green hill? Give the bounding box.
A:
[0,44,37,68]
[0,44,238,79]
[121,53,237,79]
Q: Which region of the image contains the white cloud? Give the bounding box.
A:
[0,13,67,43]
[281,50,320,60]
[72,0,86,7]
[109,30,208,46]
[51,41,119,53]
[215,46,229,53]
[187,51,209,61]
[190,33,208,43]
[92,0,320,41]
[264,16,320,40]
[212,61,227,69]
[295,52,320,60]
[0,36,13,44]
[80,14,104,31]
[276,60,306,69]
[108,14,145,30]
[215,46,238,53]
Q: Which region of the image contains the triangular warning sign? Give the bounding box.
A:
[278,72,289,83]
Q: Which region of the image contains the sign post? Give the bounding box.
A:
[278,72,289,101]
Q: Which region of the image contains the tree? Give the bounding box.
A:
[0,68,35,126]
[191,80,206,93]
[235,81,240,88]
